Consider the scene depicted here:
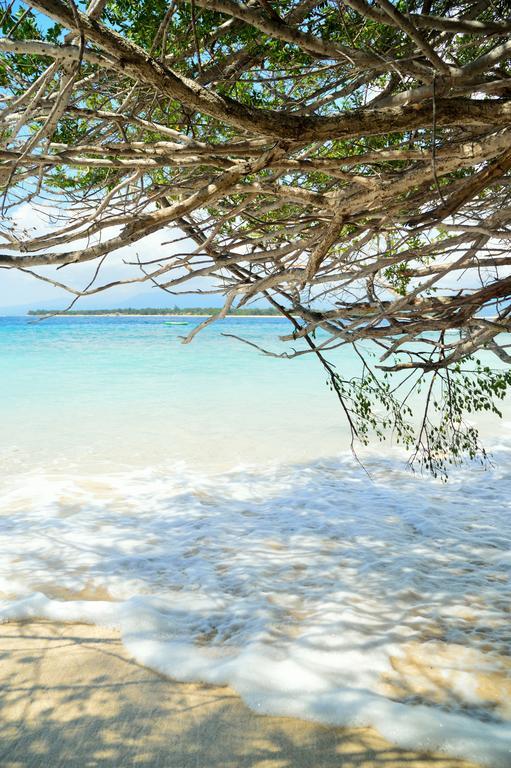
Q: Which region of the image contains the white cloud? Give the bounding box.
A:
[0,203,211,311]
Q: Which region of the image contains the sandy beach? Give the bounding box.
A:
[0,621,478,768]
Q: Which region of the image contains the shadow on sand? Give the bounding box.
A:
[0,621,478,768]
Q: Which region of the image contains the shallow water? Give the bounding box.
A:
[1,316,510,766]
[0,315,360,472]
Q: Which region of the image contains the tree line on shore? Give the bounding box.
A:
[28,308,281,316]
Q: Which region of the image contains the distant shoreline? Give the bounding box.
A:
[27,309,282,318]
[26,313,281,319]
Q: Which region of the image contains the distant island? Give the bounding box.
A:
[28,307,281,317]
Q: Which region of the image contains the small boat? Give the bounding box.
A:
[163,321,189,326]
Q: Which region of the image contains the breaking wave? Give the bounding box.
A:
[1,449,511,766]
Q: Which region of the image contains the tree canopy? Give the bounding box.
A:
[1,0,511,474]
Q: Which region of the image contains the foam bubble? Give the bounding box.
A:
[1,452,511,766]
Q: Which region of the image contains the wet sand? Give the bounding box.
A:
[0,621,478,768]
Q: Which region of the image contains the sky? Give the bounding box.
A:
[0,204,223,313]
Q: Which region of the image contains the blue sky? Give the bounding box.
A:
[0,204,222,313]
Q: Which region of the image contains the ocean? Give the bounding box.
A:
[1,314,510,766]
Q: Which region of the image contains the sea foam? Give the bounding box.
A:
[1,453,510,766]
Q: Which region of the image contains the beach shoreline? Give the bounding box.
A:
[24,313,281,318]
[1,620,478,768]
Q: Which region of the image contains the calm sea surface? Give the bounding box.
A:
[0,315,362,472]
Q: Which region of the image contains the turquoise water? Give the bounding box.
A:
[1,314,509,474]
[0,314,365,473]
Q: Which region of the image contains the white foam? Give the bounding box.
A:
[1,452,511,766]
